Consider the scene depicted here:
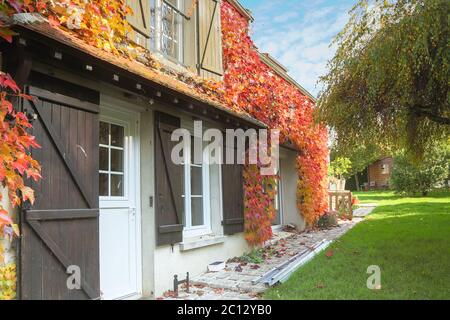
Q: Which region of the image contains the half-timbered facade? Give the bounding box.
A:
[0,0,314,299]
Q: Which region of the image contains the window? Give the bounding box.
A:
[182,135,212,237]
[150,0,184,62]
[99,121,125,197]
[381,163,390,175]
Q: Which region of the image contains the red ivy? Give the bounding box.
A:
[0,72,41,233]
[221,2,329,245]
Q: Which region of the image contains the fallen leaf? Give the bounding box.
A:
[316,283,326,289]
[325,250,334,258]
[196,290,204,296]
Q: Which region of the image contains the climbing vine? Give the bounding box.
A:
[0,73,40,300]
[221,1,329,244]
[0,0,133,55]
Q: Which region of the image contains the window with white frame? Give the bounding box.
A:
[181,134,213,238]
[99,121,125,197]
[150,0,184,62]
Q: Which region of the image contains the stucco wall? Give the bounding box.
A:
[280,148,305,231]
[154,234,249,297]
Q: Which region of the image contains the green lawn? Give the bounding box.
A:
[264,190,450,300]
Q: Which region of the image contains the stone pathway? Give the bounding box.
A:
[353,204,377,217]
[160,217,366,300]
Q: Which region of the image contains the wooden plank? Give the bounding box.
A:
[27,219,99,299]
[155,112,184,246]
[222,142,244,235]
[26,209,99,221]
[158,125,183,224]
[159,224,184,234]
[198,0,223,78]
[20,80,100,300]
[29,86,99,114]
[29,99,95,209]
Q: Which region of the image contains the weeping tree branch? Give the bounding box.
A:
[411,105,450,126]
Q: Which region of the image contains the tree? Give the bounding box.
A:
[329,157,352,180]
[331,143,382,190]
[390,142,449,196]
[317,0,449,159]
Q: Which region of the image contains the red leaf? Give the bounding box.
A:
[0,208,13,227]
[48,15,61,28]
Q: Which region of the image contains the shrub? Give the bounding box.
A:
[390,145,449,196]
[317,211,339,229]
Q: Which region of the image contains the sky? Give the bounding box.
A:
[240,0,356,97]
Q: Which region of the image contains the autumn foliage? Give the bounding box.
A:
[0,72,41,238]
[221,2,329,245]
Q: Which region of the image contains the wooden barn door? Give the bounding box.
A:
[20,80,100,300]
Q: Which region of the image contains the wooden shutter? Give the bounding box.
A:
[20,76,100,300]
[126,0,151,47]
[197,0,223,78]
[222,143,244,235]
[155,111,184,246]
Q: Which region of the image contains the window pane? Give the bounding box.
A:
[99,122,109,145]
[111,149,124,172]
[190,166,203,195]
[110,174,124,197]
[99,147,109,171]
[99,173,109,196]
[191,197,204,227]
[111,124,124,147]
[161,1,181,61]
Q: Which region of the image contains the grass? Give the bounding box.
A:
[264,190,450,300]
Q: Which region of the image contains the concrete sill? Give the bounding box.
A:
[179,236,227,252]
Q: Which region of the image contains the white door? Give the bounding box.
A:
[99,107,141,300]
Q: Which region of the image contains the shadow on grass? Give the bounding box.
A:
[356,190,450,203]
[369,201,450,219]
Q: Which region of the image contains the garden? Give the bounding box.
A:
[265,190,450,300]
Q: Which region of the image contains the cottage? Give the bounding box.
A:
[367,157,394,190]
[0,0,321,300]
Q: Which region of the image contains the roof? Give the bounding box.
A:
[227,0,254,22]
[258,52,317,102]
[12,15,266,128]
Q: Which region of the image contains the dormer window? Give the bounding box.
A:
[127,0,223,79]
[149,0,184,62]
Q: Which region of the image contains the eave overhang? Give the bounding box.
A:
[7,21,266,130]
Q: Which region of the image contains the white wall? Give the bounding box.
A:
[154,234,249,296]
[280,148,306,231]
